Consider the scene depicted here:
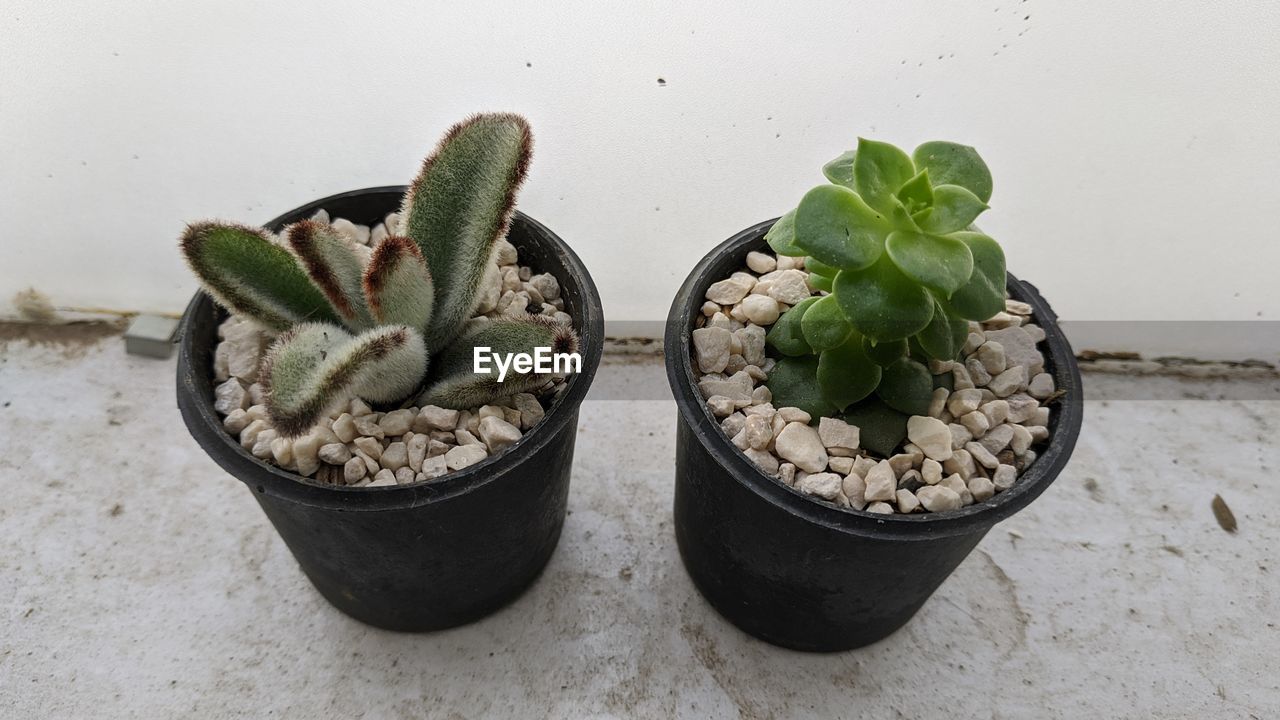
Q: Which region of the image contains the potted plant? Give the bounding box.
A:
[175,113,603,631]
[664,138,1082,651]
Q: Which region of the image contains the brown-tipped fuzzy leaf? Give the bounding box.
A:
[363,236,434,332]
[403,113,533,350]
[421,316,579,409]
[180,222,339,330]
[833,255,935,343]
[947,231,1007,320]
[262,323,427,437]
[287,221,373,329]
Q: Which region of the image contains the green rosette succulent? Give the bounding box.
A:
[764,138,1006,441]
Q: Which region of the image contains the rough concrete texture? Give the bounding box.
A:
[1,326,1277,718]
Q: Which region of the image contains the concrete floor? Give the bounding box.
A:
[2,326,1277,718]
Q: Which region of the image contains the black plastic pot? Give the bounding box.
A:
[665,219,1083,652]
[176,187,604,632]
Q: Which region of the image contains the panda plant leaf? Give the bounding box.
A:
[181,113,579,437]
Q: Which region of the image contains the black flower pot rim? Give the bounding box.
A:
[664,218,1084,541]
[178,186,604,513]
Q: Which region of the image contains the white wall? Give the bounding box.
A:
[3,1,1278,357]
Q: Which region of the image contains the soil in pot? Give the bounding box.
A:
[665,221,1082,651]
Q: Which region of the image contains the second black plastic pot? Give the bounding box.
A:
[665,219,1083,652]
[176,187,604,632]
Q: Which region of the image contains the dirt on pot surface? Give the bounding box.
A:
[209,209,577,487]
[690,248,1059,515]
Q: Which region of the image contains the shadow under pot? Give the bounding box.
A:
[664,218,1083,652]
[176,187,604,632]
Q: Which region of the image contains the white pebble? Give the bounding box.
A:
[444,444,488,470]
[863,460,897,502]
[478,415,522,453]
[746,251,777,273]
[797,472,843,501]
[896,488,921,514]
[866,502,895,515]
[318,443,351,464]
[906,416,953,462]
[774,422,829,473]
[741,295,780,325]
[917,485,962,512]
[1028,372,1056,399]
[692,327,733,373]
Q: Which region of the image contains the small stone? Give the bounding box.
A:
[353,415,385,439]
[331,413,357,443]
[765,269,811,305]
[270,436,293,466]
[828,456,855,475]
[1005,299,1033,315]
[1010,424,1033,455]
[777,406,811,424]
[692,327,733,373]
[979,400,1010,427]
[947,388,982,417]
[427,439,452,457]
[1028,373,1055,399]
[751,385,772,406]
[774,422,829,473]
[965,357,992,387]
[965,441,1000,470]
[343,456,366,484]
[223,409,250,434]
[922,458,943,485]
[778,463,797,487]
[941,473,974,505]
[797,472,843,501]
[968,475,995,502]
[993,464,1018,491]
[960,410,990,438]
[445,444,488,471]
[906,416,953,462]
[928,359,955,375]
[502,406,522,427]
[928,387,950,418]
[916,485,962,512]
[943,449,976,480]
[455,428,483,447]
[952,364,974,390]
[1023,324,1046,342]
[395,467,416,484]
[850,456,877,479]
[741,295,780,325]
[213,378,249,414]
[421,455,449,479]
[293,432,322,476]
[737,448,776,475]
[369,469,397,487]
[353,436,382,461]
[478,416,522,453]
[529,272,560,301]
[721,412,747,437]
[379,409,416,437]
[818,417,860,452]
[980,424,1015,454]
[706,276,753,304]
[896,488,921,513]
[493,237,518,265]
[888,453,916,476]
[1029,406,1050,427]
[706,395,736,418]
[984,326,1044,375]
[415,405,460,432]
[743,414,773,451]
[963,332,985,355]
[381,442,409,471]
[746,251,776,273]
[319,443,351,465]
[1005,393,1039,424]
[735,325,767,367]
[989,366,1027,398]
[977,341,1007,375]
[353,449,379,475]
[701,301,720,317]
[698,372,754,407]
[866,502,895,515]
[512,393,545,430]
[406,434,429,471]
[863,460,897,502]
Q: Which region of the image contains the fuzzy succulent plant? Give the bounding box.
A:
[763,138,1006,439]
[182,113,578,438]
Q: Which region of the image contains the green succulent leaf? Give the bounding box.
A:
[919,184,988,235]
[765,209,805,257]
[885,229,974,297]
[422,315,579,409]
[765,296,819,356]
[853,138,916,214]
[915,296,970,360]
[808,273,833,293]
[912,141,993,203]
[403,113,533,350]
[765,355,836,419]
[876,357,933,415]
[262,323,428,437]
[806,257,839,278]
[841,397,909,458]
[863,336,908,366]
[800,294,852,352]
[833,255,935,342]
[287,220,374,330]
[180,222,339,331]
[817,333,883,411]
[822,150,857,187]
[793,184,889,271]
[947,231,1007,320]
[363,236,435,332]
[896,169,934,214]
